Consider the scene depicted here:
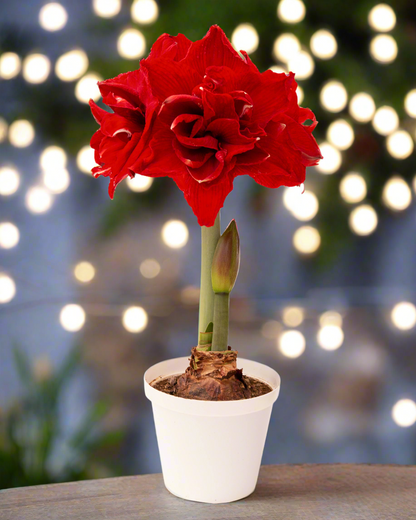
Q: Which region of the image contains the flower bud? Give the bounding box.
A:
[211,219,240,294]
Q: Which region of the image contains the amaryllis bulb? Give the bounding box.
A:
[211,219,240,294]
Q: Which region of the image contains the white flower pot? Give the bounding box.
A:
[144,356,280,503]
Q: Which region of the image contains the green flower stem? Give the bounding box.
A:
[198,212,220,346]
[211,292,230,351]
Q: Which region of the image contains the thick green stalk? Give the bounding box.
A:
[198,213,220,346]
[211,293,230,351]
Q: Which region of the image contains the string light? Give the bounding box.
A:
[77,145,96,173]
[55,49,89,82]
[122,306,148,333]
[277,0,306,24]
[293,226,321,254]
[0,118,7,142]
[231,24,259,54]
[288,51,314,80]
[60,304,86,332]
[0,166,20,196]
[349,92,376,123]
[283,187,319,221]
[261,320,282,339]
[74,261,96,283]
[0,52,21,79]
[368,4,396,32]
[315,142,342,174]
[0,273,16,304]
[25,187,53,214]
[75,73,102,103]
[386,130,414,160]
[370,34,398,64]
[372,106,398,135]
[93,0,121,18]
[317,325,344,350]
[327,119,355,150]
[39,3,68,31]
[320,80,348,112]
[392,399,416,427]
[273,33,301,63]
[117,29,146,59]
[9,120,35,148]
[0,222,20,249]
[339,173,367,204]
[126,175,153,192]
[310,29,338,60]
[43,168,70,194]
[40,146,67,171]
[22,54,51,84]
[404,90,416,118]
[161,220,189,249]
[349,204,378,236]
[391,302,416,330]
[282,307,304,327]
[319,311,343,327]
[131,0,159,24]
[278,330,305,358]
[140,258,161,279]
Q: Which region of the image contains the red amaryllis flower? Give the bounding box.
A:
[133,25,322,226]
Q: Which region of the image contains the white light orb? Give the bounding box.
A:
[372,106,399,135]
[282,306,304,327]
[319,311,343,327]
[392,399,416,427]
[269,65,287,74]
[22,54,50,84]
[43,168,70,194]
[288,51,314,80]
[340,172,367,204]
[126,174,153,192]
[310,29,338,60]
[293,226,321,254]
[93,0,121,17]
[327,119,355,150]
[75,73,102,103]
[40,146,67,171]
[25,187,53,214]
[277,0,306,24]
[39,3,67,31]
[122,306,148,333]
[370,34,397,64]
[0,222,20,249]
[278,330,306,358]
[74,261,96,283]
[317,324,344,351]
[60,304,86,332]
[320,80,348,112]
[161,220,189,249]
[9,120,35,148]
[368,4,396,32]
[349,204,378,236]
[140,258,161,279]
[55,49,89,82]
[77,145,96,173]
[349,92,376,123]
[0,52,21,79]
[131,0,159,24]
[0,118,7,142]
[273,33,301,63]
[391,302,416,330]
[261,320,282,339]
[231,24,259,55]
[117,29,146,59]
[386,130,414,160]
[404,90,416,118]
[283,187,319,221]
[315,142,342,174]
[0,166,20,196]
[0,273,16,303]
[297,85,304,104]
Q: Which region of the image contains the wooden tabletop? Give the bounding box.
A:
[1,464,415,520]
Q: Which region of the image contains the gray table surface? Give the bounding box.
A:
[1,464,415,520]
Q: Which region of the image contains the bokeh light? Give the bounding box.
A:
[126,175,153,192]
[320,80,348,112]
[293,226,321,254]
[282,307,304,327]
[370,34,398,64]
[349,92,376,123]
[283,187,319,221]
[297,85,304,104]
[319,311,343,327]
[140,258,161,279]
[75,73,102,103]
[131,0,159,24]
[327,119,355,150]
[310,29,338,60]
[74,261,96,283]
[77,145,96,173]
[0,166,20,196]
[55,49,89,82]
[0,118,7,142]
[261,320,282,339]
[0,222,20,249]
[161,220,189,249]
[288,51,314,80]
[349,204,378,236]
[231,24,259,54]
[0,273,16,304]
[9,120,35,148]
[269,65,287,74]
[278,330,306,358]
[315,142,342,174]
[25,187,53,214]
[317,325,344,351]
[39,3,67,31]
[40,146,67,171]
[122,306,148,333]
[372,106,399,135]
[117,28,146,59]
[60,304,86,332]
[391,302,416,331]
[277,0,306,24]
[22,54,51,84]
[392,399,416,428]
[368,4,396,32]
[93,0,121,18]
[386,130,414,160]
[339,172,367,204]
[404,89,416,118]
[43,168,70,194]
[273,33,300,62]
[0,52,21,79]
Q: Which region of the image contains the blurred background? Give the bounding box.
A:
[1,0,416,489]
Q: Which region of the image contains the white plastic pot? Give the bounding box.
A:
[144,356,280,503]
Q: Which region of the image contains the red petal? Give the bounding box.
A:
[280,114,322,165]
[236,146,270,165]
[172,139,215,168]
[207,118,256,147]
[202,90,238,122]
[146,33,192,61]
[158,95,203,126]
[172,115,218,149]
[186,154,224,183]
[89,100,109,124]
[100,112,143,138]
